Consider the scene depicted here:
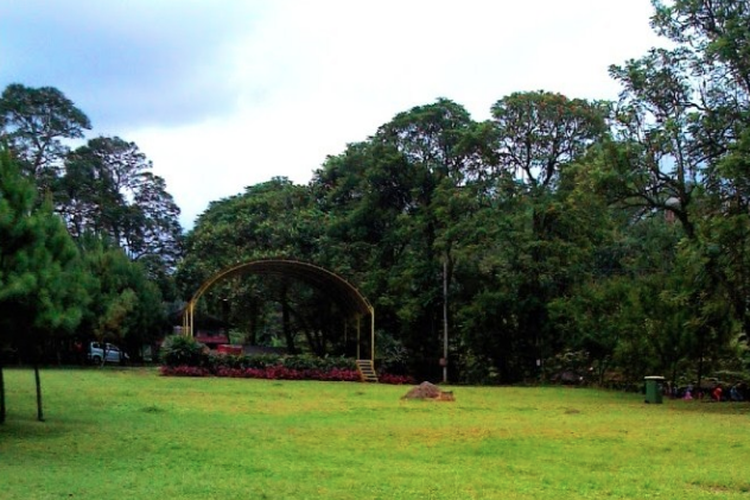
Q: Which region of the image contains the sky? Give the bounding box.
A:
[0,0,664,229]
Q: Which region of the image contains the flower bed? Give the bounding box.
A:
[159,363,414,384]
[158,335,414,384]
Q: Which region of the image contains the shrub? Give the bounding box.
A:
[543,350,591,385]
[160,335,207,367]
[159,350,412,383]
[185,365,361,382]
[159,365,211,377]
[246,353,283,369]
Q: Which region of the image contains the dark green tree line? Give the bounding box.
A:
[180,0,750,384]
[0,84,181,367]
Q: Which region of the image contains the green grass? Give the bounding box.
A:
[1,368,749,499]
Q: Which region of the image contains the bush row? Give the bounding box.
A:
[159,364,415,384]
[158,336,415,384]
[160,335,357,371]
[159,365,361,381]
[204,352,359,372]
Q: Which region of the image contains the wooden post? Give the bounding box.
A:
[371,308,375,363]
[356,315,361,360]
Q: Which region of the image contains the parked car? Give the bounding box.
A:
[88,342,128,364]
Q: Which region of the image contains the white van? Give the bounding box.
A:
[88,342,128,364]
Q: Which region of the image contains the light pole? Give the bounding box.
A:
[442,257,448,384]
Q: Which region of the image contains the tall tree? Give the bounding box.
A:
[607,48,702,238]
[490,91,608,191]
[57,136,183,269]
[605,0,750,235]
[312,99,484,378]
[472,91,609,379]
[0,149,84,422]
[651,0,750,344]
[651,0,750,98]
[0,83,91,191]
[598,0,750,379]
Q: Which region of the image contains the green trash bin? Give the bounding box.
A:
[644,376,665,404]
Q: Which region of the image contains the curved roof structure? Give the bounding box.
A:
[188,258,373,317]
[182,258,376,361]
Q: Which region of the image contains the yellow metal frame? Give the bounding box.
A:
[181,258,376,362]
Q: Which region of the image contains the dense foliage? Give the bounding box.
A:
[0,85,180,419]
[0,83,180,363]
[180,1,750,386]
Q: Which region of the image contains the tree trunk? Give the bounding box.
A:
[287,305,320,356]
[34,362,44,422]
[247,300,258,346]
[696,332,705,399]
[0,359,6,424]
[281,288,296,354]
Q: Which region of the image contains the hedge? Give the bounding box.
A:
[158,335,414,384]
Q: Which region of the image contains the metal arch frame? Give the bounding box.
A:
[181,258,376,362]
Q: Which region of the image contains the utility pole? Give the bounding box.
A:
[442,257,448,384]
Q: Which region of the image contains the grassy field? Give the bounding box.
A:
[1,368,749,499]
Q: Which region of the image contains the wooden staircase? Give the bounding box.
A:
[356,359,378,383]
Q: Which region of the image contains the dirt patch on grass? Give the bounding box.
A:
[402,381,455,402]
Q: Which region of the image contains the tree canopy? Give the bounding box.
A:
[178,0,750,385]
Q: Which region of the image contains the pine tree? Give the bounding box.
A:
[0,149,84,423]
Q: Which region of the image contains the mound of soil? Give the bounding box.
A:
[402,381,455,402]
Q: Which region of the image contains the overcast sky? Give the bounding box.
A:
[0,0,664,229]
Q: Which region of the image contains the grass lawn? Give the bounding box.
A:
[1,368,749,499]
